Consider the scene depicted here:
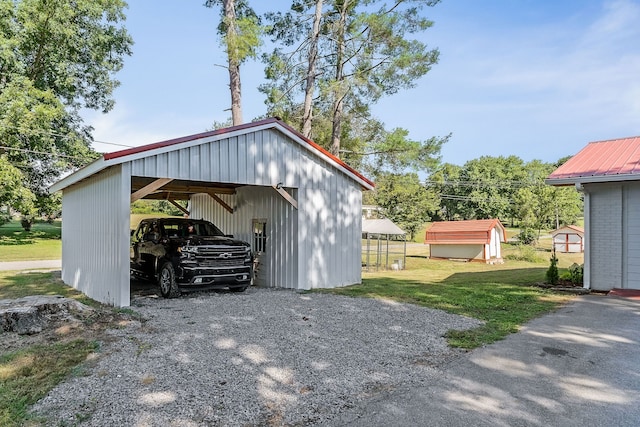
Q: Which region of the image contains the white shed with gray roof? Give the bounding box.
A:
[49,118,374,307]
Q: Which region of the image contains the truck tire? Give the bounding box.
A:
[158,262,180,298]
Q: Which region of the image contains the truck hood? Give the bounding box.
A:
[181,235,250,248]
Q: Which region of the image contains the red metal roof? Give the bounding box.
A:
[551,225,584,236]
[424,219,506,245]
[103,117,375,189]
[547,136,640,183]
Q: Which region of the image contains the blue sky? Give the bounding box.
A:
[84,0,640,167]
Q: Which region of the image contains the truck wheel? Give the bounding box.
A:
[158,262,180,298]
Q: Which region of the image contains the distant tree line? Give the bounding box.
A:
[367,155,583,241]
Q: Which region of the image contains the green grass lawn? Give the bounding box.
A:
[0,271,106,426]
[0,221,62,262]
[0,215,183,263]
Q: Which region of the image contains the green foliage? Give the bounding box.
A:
[504,244,545,263]
[0,0,132,217]
[426,156,583,229]
[262,0,442,157]
[545,253,559,285]
[0,157,35,221]
[205,0,263,64]
[373,172,438,240]
[568,263,584,285]
[0,340,99,426]
[516,228,537,245]
[130,200,186,216]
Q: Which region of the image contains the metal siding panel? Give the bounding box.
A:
[328,172,338,285]
[624,183,640,289]
[255,131,265,185]
[60,165,130,306]
[228,136,239,183]
[589,184,623,290]
[246,132,256,184]
[190,145,201,180]
[237,134,248,183]
[200,143,211,181]
[285,138,297,188]
[179,148,190,179]
[168,151,179,177]
[144,156,156,177]
[157,153,168,177]
[220,137,230,182]
[268,132,281,184]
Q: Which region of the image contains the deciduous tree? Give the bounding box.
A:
[0,0,132,222]
[373,172,438,240]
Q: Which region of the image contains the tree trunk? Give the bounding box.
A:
[224,0,243,125]
[301,0,323,139]
[330,1,348,158]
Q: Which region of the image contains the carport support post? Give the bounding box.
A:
[403,235,406,270]
[386,234,389,269]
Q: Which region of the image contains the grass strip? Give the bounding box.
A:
[0,340,99,426]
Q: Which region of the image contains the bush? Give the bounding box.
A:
[505,244,545,263]
[545,253,559,285]
[516,228,537,245]
[569,263,584,285]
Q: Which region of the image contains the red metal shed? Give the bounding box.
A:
[425,219,506,263]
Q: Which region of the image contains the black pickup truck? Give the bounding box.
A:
[130,218,253,297]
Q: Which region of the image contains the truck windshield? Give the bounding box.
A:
[192,222,225,237]
[162,221,225,237]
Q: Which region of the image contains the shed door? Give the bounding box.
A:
[490,227,500,258]
[624,185,640,289]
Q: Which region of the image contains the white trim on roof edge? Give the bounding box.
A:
[545,172,640,186]
[49,121,374,193]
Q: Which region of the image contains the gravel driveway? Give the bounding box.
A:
[31,288,482,426]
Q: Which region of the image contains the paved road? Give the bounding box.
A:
[334,295,640,427]
[0,259,61,271]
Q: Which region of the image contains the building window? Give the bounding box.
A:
[253,219,267,253]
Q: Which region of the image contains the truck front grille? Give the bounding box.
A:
[194,246,248,267]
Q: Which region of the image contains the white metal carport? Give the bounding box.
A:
[49,118,374,307]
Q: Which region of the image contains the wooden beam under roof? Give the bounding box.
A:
[167,198,190,215]
[272,185,298,210]
[130,178,173,203]
[206,193,234,214]
[131,177,240,200]
[131,184,237,196]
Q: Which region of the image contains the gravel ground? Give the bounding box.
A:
[31,288,483,426]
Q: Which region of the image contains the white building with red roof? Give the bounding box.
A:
[546,136,640,291]
[49,118,374,306]
[551,225,584,253]
[424,219,506,263]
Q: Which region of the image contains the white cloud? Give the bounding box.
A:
[586,0,640,40]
